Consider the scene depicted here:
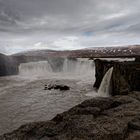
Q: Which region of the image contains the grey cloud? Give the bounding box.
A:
[0,0,140,54]
[0,0,20,26]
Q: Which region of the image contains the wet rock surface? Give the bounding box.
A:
[0,91,140,140]
[0,53,18,76]
[94,59,140,95]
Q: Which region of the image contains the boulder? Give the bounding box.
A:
[44,84,70,91]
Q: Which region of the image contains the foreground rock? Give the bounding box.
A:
[0,91,140,140]
[94,59,140,95]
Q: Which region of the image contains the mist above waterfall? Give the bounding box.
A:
[19,61,52,76]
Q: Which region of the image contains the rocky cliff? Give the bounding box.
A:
[0,91,140,140]
[0,53,19,76]
[94,59,140,95]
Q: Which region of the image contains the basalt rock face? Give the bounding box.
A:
[135,57,140,62]
[0,91,140,140]
[0,53,19,76]
[94,59,140,95]
[93,59,114,89]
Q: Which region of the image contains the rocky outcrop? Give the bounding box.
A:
[44,84,70,91]
[94,59,140,95]
[0,91,140,140]
[93,59,114,89]
[0,53,19,76]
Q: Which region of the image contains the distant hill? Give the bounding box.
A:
[12,45,140,59]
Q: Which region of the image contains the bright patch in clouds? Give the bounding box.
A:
[104,13,127,20]
[52,36,80,50]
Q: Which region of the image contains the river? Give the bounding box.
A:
[0,58,98,135]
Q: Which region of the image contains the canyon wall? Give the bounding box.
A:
[94,58,140,95]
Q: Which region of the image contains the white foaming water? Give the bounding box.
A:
[98,58,135,62]
[19,58,95,82]
[98,67,114,97]
[19,61,53,76]
[63,58,94,74]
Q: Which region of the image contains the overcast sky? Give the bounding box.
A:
[0,0,140,54]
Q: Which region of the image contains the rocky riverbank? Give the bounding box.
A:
[0,91,140,140]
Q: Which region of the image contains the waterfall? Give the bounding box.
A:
[63,58,94,74]
[98,67,113,97]
[18,58,94,80]
[19,61,52,76]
